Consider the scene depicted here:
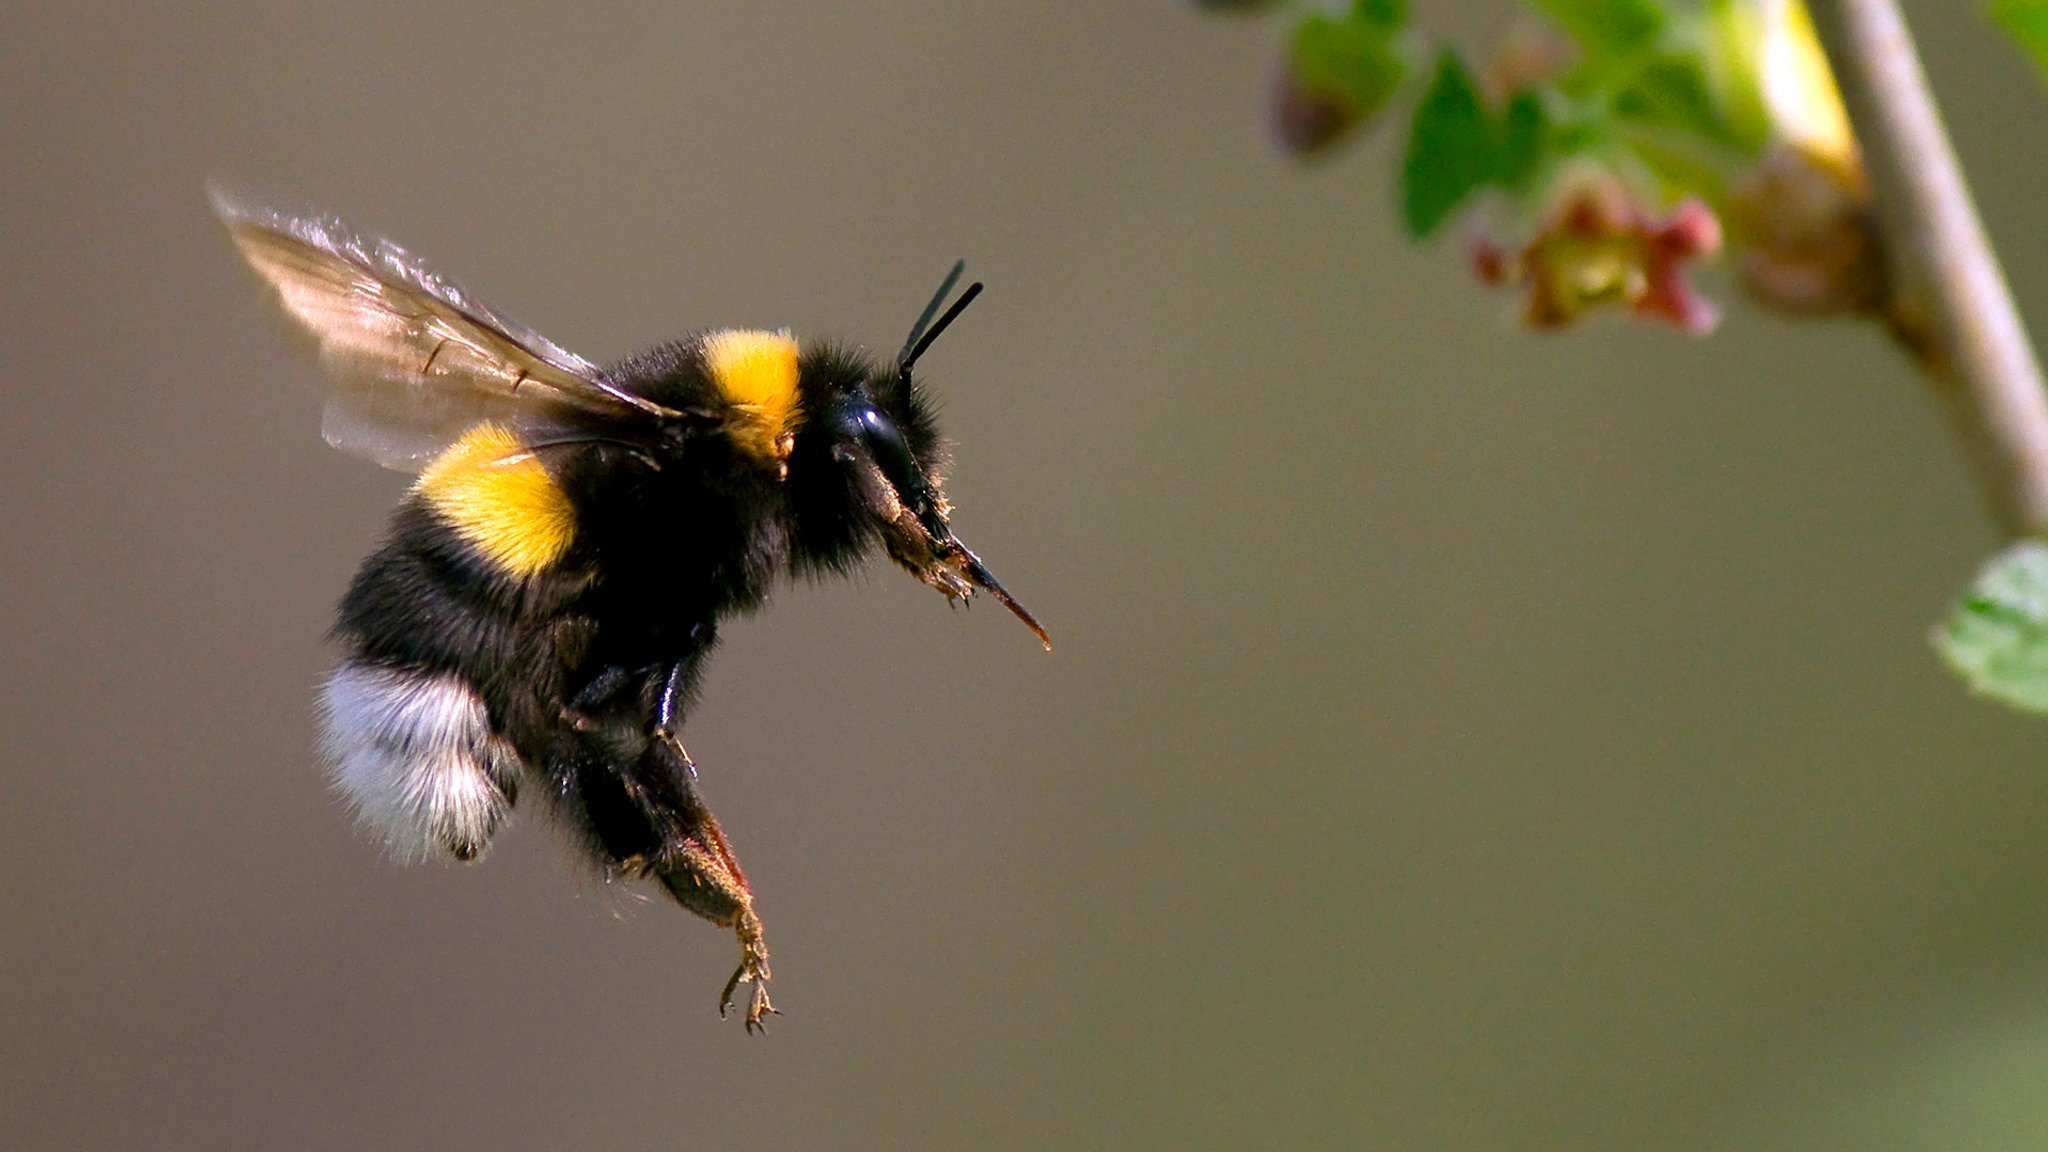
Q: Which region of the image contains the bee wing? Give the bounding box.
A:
[213,188,676,471]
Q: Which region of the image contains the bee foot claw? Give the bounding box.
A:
[718,948,777,1035]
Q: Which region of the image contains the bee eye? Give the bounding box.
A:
[853,406,921,498]
[849,404,953,539]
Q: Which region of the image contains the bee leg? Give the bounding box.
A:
[631,733,776,1033]
[561,664,634,731]
[651,661,697,779]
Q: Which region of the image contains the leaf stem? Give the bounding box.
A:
[1806,0,2048,537]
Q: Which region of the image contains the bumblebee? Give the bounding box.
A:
[214,190,1047,1032]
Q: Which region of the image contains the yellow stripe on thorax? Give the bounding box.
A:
[702,329,802,467]
[415,423,577,578]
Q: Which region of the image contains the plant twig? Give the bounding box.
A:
[1807,0,2048,537]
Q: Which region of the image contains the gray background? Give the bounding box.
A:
[6,3,2048,1149]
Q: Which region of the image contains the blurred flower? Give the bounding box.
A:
[1470,170,1724,334]
[1729,143,1884,314]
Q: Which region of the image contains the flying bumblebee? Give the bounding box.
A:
[213,189,1048,1032]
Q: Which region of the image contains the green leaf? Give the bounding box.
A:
[1291,13,1409,121]
[1935,541,2048,714]
[1500,90,1549,192]
[1351,0,1407,31]
[1991,0,2048,84]
[1619,126,1734,205]
[1401,51,1499,238]
[1702,0,1772,154]
[1532,0,1670,58]
[1614,54,1740,150]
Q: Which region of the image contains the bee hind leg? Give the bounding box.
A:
[630,733,776,1032]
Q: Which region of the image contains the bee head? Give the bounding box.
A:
[789,265,1048,650]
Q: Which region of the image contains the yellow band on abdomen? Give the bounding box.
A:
[415,423,577,578]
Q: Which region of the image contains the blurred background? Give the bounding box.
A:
[5,2,2048,1149]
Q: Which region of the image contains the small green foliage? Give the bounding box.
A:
[1291,13,1409,120]
[1991,0,2048,84]
[1616,55,1743,151]
[1351,0,1407,30]
[1402,51,1500,238]
[1532,0,1670,58]
[1936,541,2048,714]
[1702,0,1772,153]
[1500,90,1550,193]
[1277,1,1412,155]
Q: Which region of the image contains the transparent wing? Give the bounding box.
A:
[212,187,674,471]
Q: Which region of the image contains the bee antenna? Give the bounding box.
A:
[897,261,966,366]
[895,260,983,392]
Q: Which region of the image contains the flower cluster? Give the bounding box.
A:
[1470,176,1723,333]
[1234,0,1883,335]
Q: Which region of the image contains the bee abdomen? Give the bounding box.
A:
[319,660,525,862]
